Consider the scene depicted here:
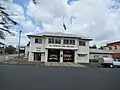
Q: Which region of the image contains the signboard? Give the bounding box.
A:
[49,45,74,48]
[63,54,72,61]
[49,54,58,60]
[36,47,41,52]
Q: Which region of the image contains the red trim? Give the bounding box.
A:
[111,53,120,58]
[107,41,120,46]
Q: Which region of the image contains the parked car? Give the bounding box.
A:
[99,57,120,68]
[113,58,120,68]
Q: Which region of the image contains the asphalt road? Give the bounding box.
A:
[0,65,120,90]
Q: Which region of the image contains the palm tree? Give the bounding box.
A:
[0,0,18,40]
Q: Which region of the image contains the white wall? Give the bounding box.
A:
[28,37,45,61]
[29,37,45,52]
[76,41,89,63]
[77,54,88,63]
[25,46,29,56]
[60,50,63,62]
[77,41,89,54]
[89,49,113,60]
[28,52,34,61]
[89,54,112,60]
[28,36,90,63]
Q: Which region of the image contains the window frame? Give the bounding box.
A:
[70,40,75,45]
[63,39,75,45]
[79,40,86,46]
[55,38,61,44]
[48,38,54,44]
[48,38,61,44]
[35,38,42,44]
[109,47,112,50]
[115,46,117,50]
[63,39,69,44]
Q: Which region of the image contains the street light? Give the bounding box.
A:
[18,30,22,59]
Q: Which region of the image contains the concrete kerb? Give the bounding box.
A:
[78,63,101,68]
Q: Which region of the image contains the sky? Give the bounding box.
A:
[1,0,120,47]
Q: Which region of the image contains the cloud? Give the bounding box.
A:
[27,0,68,24]
[2,0,120,46]
[8,3,25,23]
[27,0,120,46]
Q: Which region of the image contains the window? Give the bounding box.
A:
[118,59,120,62]
[109,47,112,50]
[103,56,108,57]
[48,38,61,44]
[64,39,69,44]
[64,39,75,45]
[48,38,54,43]
[94,55,99,59]
[113,59,117,61]
[35,38,42,44]
[79,41,86,46]
[78,54,86,57]
[70,40,75,45]
[55,38,61,44]
[115,46,117,50]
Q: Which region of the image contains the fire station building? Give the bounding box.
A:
[27,32,92,63]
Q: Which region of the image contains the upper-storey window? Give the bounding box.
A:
[48,38,61,44]
[35,38,42,44]
[109,47,112,50]
[63,39,69,44]
[48,38,54,44]
[55,38,61,44]
[115,46,117,50]
[70,40,75,45]
[63,39,75,45]
[79,41,86,46]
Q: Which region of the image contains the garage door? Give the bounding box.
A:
[63,50,74,62]
[48,49,60,62]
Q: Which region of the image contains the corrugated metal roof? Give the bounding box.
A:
[27,32,92,40]
[89,49,114,54]
[33,32,77,37]
[107,41,120,46]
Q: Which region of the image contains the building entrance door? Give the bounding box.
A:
[63,50,74,62]
[34,53,41,61]
[48,49,60,62]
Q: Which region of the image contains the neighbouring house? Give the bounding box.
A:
[16,46,26,54]
[103,41,120,59]
[27,32,92,63]
[89,48,113,63]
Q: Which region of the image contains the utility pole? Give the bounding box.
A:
[18,30,22,59]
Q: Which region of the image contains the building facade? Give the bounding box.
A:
[103,41,120,59]
[27,32,92,63]
[89,48,113,63]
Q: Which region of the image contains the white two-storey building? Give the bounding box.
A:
[27,32,92,63]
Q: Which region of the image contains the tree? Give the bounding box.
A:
[89,45,97,49]
[5,45,16,54]
[99,45,104,50]
[0,0,18,40]
[32,0,39,4]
